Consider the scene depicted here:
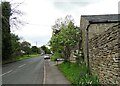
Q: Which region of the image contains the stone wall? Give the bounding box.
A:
[70,43,79,63]
[89,24,120,84]
[0,11,1,62]
[0,28,1,62]
[80,17,89,65]
[88,23,117,39]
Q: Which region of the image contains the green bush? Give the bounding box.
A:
[50,52,62,61]
[58,62,99,85]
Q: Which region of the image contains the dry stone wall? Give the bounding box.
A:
[89,24,120,84]
[80,17,89,65]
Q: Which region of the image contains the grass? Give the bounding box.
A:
[2,54,40,64]
[16,54,40,60]
[58,62,99,85]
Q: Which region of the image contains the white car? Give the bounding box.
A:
[44,55,50,59]
[56,58,64,61]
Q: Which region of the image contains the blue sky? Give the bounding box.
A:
[7,0,119,47]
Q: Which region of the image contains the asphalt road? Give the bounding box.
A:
[2,55,44,84]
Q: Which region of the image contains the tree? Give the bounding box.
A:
[2,2,12,60]
[41,45,51,54]
[52,15,74,35]
[10,1,25,30]
[20,41,31,56]
[11,33,21,57]
[31,46,39,54]
[49,16,81,62]
[2,1,24,60]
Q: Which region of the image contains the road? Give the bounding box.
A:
[2,55,44,84]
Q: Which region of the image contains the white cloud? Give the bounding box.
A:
[11,0,64,47]
[9,0,119,47]
[80,0,118,15]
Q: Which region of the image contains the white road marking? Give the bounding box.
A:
[0,70,13,76]
[18,64,26,68]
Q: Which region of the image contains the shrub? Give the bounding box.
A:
[50,52,62,61]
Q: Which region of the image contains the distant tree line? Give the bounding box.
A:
[41,45,51,54]
[11,34,41,57]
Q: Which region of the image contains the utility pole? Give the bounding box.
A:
[36,41,38,54]
[35,41,41,54]
[36,41,37,47]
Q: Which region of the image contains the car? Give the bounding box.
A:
[55,58,64,61]
[44,55,50,60]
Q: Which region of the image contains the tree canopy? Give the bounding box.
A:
[41,45,51,54]
[2,1,12,60]
[1,1,27,60]
[49,15,81,61]
[31,46,40,54]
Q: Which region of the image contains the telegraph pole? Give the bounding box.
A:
[36,41,38,53]
[36,41,37,47]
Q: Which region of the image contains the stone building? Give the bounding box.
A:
[80,14,120,84]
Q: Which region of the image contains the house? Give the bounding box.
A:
[80,14,120,84]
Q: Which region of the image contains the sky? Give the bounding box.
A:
[6,0,119,47]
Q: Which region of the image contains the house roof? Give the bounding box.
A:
[81,14,120,24]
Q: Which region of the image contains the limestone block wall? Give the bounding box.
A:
[70,43,79,63]
[80,17,89,65]
[0,29,1,61]
[88,23,117,39]
[89,24,120,84]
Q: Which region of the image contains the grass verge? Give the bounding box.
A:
[2,54,40,64]
[58,62,99,85]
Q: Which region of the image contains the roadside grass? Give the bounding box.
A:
[58,62,99,85]
[16,54,40,60]
[2,54,40,64]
